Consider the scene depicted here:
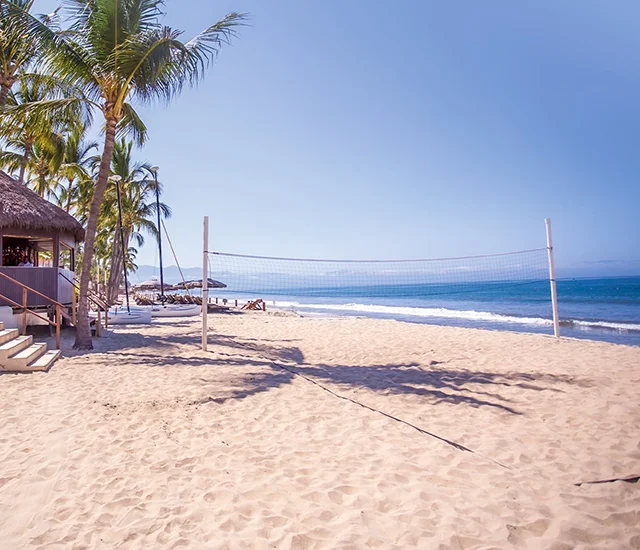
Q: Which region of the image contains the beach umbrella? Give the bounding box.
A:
[134,278,175,291]
[175,278,226,290]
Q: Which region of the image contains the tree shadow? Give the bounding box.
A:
[50,324,590,417]
[281,363,528,413]
[219,358,591,415]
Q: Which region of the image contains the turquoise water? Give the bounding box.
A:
[214,277,640,346]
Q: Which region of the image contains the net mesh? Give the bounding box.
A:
[206,248,550,300]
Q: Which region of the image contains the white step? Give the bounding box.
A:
[0,335,32,361]
[0,328,19,345]
[23,349,61,372]
[8,343,47,370]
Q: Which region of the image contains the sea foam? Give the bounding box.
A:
[273,301,640,332]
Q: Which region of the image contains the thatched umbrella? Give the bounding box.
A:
[0,171,85,241]
[134,279,175,291]
[175,278,226,290]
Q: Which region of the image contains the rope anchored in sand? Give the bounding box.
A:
[269,361,512,470]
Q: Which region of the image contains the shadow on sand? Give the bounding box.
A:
[91,325,590,417]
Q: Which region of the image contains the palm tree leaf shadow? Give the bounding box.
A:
[100,330,587,416]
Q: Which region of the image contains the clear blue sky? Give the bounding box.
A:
[34,1,640,276]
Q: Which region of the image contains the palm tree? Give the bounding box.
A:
[102,138,170,304]
[0,78,68,183]
[57,122,99,212]
[22,0,245,349]
[27,136,66,198]
[0,134,35,182]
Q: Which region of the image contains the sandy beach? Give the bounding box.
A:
[1,312,639,549]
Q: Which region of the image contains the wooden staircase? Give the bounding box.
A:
[0,321,60,372]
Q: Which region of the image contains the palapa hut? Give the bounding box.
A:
[0,171,85,307]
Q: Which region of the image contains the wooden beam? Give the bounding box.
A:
[1,227,76,241]
[0,233,3,267]
[53,235,60,268]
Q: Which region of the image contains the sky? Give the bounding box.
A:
[34,1,640,276]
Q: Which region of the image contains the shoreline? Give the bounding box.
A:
[1,313,639,548]
[270,304,640,347]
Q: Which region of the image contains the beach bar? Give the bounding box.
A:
[0,171,84,311]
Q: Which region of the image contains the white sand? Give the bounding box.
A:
[0,312,639,549]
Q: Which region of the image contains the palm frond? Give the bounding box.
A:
[2,97,96,129]
[183,12,247,83]
[0,150,27,174]
[17,71,90,100]
[2,1,67,71]
[119,102,148,145]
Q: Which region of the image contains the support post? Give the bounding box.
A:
[545,218,560,338]
[21,288,27,335]
[154,169,166,304]
[72,288,77,325]
[202,216,209,351]
[55,305,60,349]
[53,235,60,268]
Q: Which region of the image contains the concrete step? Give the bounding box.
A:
[24,349,61,372]
[8,343,47,370]
[0,335,32,361]
[0,328,19,345]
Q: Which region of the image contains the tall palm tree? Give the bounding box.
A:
[23,0,245,349]
[102,138,170,304]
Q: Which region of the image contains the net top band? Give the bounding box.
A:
[207,248,548,264]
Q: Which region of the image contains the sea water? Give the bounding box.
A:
[213,277,640,346]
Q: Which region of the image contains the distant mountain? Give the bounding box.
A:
[132,264,203,284]
[556,261,640,279]
[133,261,640,287]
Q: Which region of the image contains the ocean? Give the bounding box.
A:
[214,277,640,346]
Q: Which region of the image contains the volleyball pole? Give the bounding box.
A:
[202,216,209,351]
[545,218,560,338]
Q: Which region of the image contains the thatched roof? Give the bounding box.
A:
[175,278,227,289]
[0,171,85,241]
[134,279,176,291]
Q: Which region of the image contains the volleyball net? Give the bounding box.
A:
[205,248,551,300]
[198,218,561,354]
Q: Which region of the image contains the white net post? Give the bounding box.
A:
[202,216,209,351]
[545,218,560,338]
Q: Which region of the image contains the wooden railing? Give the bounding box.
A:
[0,271,64,349]
[58,272,108,333]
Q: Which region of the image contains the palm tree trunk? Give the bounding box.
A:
[0,81,11,108]
[18,143,31,184]
[74,118,117,350]
[38,172,46,197]
[66,178,74,212]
